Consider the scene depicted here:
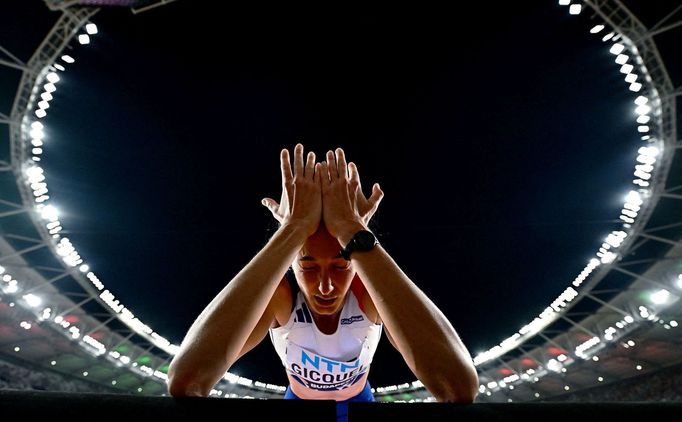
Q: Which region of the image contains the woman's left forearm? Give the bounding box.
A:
[340,227,479,401]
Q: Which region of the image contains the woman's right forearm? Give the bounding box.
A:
[168,222,307,392]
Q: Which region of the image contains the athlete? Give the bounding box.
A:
[167,144,479,421]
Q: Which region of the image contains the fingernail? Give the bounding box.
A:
[262,199,267,206]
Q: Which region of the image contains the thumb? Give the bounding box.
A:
[262,198,275,208]
[369,183,384,204]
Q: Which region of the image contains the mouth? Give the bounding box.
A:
[314,296,337,306]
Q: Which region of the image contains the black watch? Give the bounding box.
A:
[340,230,378,260]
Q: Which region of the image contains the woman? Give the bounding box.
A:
[167,144,479,421]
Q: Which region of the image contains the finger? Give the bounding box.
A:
[368,183,384,207]
[326,150,337,181]
[294,143,305,177]
[348,162,362,193]
[336,147,348,180]
[349,180,360,208]
[262,198,281,213]
[280,148,293,186]
[305,151,316,179]
[314,162,322,185]
[320,161,330,186]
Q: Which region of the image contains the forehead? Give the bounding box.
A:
[299,226,344,260]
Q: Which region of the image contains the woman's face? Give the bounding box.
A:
[293,224,355,316]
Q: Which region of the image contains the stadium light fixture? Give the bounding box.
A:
[590,24,604,34]
[568,4,581,15]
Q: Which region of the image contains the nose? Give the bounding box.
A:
[318,273,335,296]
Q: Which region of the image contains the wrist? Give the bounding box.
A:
[279,221,313,244]
[336,222,369,247]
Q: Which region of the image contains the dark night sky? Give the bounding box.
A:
[2,1,656,388]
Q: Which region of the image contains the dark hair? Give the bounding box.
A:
[284,265,300,300]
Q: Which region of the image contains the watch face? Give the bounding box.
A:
[354,230,377,250]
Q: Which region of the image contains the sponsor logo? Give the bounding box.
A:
[288,349,367,391]
[340,315,364,325]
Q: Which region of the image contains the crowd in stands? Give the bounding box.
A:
[3,353,681,401]
[552,362,682,402]
[0,357,116,393]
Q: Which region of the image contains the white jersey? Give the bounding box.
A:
[269,290,382,393]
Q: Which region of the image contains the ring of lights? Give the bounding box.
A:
[3,0,679,401]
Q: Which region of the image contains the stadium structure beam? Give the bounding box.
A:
[559,315,599,338]
[55,295,95,318]
[20,271,71,295]
[4,233,43,244]
[623,238,651,259]
[0,45,33,74]
[649,4,682,31]
[153,356,172,373]
[617,255,682,267]
[82,315,117,338]
[0,208,29,218]
[536,332,578,360]
[109,330,137,352]
[611,265,671,290]
[635,21,682,43]
[0,201,29,218]
[0,160,13,171]
[658,186,682,196]
[637,232,682,248]
[0,59,31,73]
[0,242,48,263]
[585,293,632,317]
[516,345,547,372]
[660,192,682,200]
[0,262,66,273]
[591,288,627,294]
[131,0,179,14]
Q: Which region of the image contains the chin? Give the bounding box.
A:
[311,296,340,314]
[313,305,341,315]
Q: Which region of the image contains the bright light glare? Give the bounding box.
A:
[40,205,59,221]
[569,4,581,15]
[609,43,625,55]
[615,54,628,65]
[23,294,42,307]
[590,25,605,34]
[650,289,670,304]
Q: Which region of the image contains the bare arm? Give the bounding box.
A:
[344,229,478,402]
[167,144,321,396]
[320,148,479,403]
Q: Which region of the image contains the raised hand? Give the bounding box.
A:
[319,147,383,241]
[348,161,384,226]
[262,143,322,236]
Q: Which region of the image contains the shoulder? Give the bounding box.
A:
[270,275,295,328]
[350,273,380,324]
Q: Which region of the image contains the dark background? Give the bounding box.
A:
[2,1,664,388]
